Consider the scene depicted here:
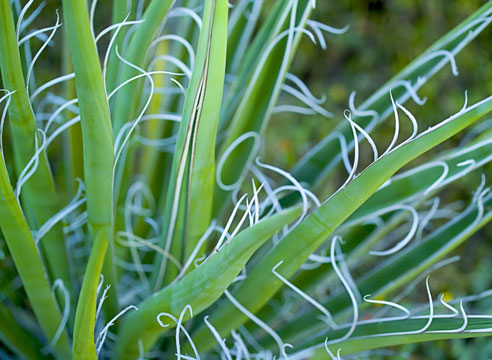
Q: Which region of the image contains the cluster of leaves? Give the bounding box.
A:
[0,0,491,359]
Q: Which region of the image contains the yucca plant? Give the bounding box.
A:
[0,0,492,359]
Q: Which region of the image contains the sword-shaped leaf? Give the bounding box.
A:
[152,0,228,289]
[62,0,115,357]
[116,206,302,359]
[110,0,175,133]
[0,0,71,296]
[0,127,71,359]
[213,0,315,215]
[345,136,492,226]
[191,94,492,351]
[305,317,492,359]
[275,191,492,347]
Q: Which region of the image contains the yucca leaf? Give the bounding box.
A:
[105,0,138,93]
[226,0,264,74]
[0,0,71,296]
[345,135,492,226]
[108,0,176,265]
[219,0,292,130]
[137,0,201,212]
[137,40,170,193]
[111,0,174,133]
[129,40,170,239]
[213,0,314,216]
[62,0,115,357]
[267,114,492,333]
[152,0,228,289]
[191,95,492,351]
[305,317,492,359]
[0,141,71,358]
[62,31,84,201]
[275,190,492,347]
[292,131,492,296]
[350,191,492,306]
[115,206,302,360]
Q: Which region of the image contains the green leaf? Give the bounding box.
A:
[191,95,492,351]
[115,206,302,360]
[288,130,492,304]
[62,0,115,357]
[111,0,174,133]
[213,0,314,216]
[305,317,492,359]
[275,190,492,347]
[152,0,228,289]
[345,135,492,227]
[0,138,71,359]
[105,0,138,93]
[226,0,264,74]
[0,0,71,297]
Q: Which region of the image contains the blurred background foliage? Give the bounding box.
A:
[267,0,491,168]
[2,0,491,358]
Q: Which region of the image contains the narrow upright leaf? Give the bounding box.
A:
[153,0,228,289]
[0,0,71,295]
[62,0,114,357]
